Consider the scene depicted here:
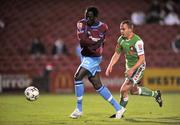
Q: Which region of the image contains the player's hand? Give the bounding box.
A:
[126,69,135,78]
[94,39,103,47]
[89,36,100,42]
[105,65,113,76]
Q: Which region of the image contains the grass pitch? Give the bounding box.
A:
[0,93,180,125]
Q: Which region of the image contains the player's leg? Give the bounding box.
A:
[70,67,89,118]
[88,72,125,119]
[119,79,133,108]
[130,86,163,107]
[88,72,121,111]
[130,64,163,107]
[130,64,157,97]
[117,66,143,109]
[109,79,133,118]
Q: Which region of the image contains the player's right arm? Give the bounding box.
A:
[105,44,122,76]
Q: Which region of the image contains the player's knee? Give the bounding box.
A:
[88,77,102,90]
[93,83,102,90]
[130,87,139,95]
[120,84,126,93]
[120,85,130,93]
[130,90,136,95]
[132,91,139,95]
[120,87,126,93]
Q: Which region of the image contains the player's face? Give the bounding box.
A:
[120,23,131,38]
[86,11,96,26]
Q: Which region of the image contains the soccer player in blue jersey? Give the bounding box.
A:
[70,6,125,119]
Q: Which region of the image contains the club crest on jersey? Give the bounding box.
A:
[77,22,83,29]
[129,46,135,55]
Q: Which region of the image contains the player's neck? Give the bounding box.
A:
[91,20,99,26]
[127,33,134,40]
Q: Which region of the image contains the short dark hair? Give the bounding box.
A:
[85,6,99,17]
[121,20,134,29]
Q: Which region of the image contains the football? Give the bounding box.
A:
[24,86,39,101]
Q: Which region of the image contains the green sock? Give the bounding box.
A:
[139,87,157,98]
[120,96,128,108]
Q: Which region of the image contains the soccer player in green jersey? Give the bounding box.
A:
[105,20,163,118]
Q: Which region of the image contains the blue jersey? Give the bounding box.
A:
[77,19,108,57]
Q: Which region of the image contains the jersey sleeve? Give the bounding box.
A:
[77,21,85,33]
[102,23,108,33]
[115,37,123,53]
[135,40,144,55]
[96,23,108,42]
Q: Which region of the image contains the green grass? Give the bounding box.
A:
[0,93,180,125]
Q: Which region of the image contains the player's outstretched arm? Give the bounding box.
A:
[105,51,121,76]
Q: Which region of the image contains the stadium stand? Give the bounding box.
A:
[0,0,180,75]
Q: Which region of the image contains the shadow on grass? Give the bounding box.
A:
[125,116,180,124]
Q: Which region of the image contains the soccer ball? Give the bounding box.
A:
[24,86,39,101]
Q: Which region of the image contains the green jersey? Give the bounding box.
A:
[116,34,145,69]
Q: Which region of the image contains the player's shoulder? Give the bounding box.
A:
[78,18,86,23]
[77,19,86,29]
[117,35,125,44]
[98,21,108,31]
[77,19,86,25]
[99,21,108,27]
[134,34,144,46]
[134,34,142,41]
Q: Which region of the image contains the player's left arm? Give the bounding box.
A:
[99,23,108,42]
[130,54,145,71]
[127,40,145,77]
[89,23,108,48]
[91,23,108,42]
